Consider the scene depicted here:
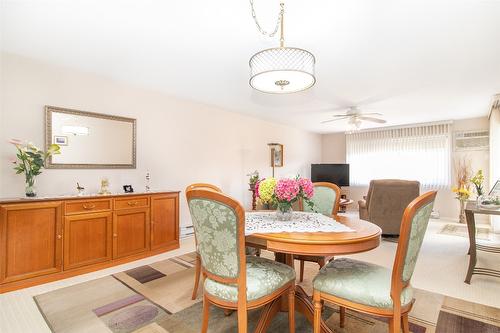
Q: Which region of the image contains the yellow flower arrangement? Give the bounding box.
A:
[453,158,472,202]
[452,185,472,200]
[257,177,277,204]
[470,169,485,196]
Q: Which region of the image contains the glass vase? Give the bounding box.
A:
[25,177,37,197]
[276,203,293,221]
[477,195,485,207]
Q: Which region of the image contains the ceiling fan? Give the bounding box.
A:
[321,106,387,130]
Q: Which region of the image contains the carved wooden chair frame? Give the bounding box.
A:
[312,191,437,333]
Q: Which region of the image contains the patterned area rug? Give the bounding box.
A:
[34,252,500,333]
[439,224,491,241]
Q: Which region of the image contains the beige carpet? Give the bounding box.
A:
[34,251,500,333]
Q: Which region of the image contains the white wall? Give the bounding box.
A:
[321,118,490,222]
[0,53,322,231]
[490,96,500,232]
[321,133,346,164]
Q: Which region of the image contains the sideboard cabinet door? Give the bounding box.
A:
[64,212,113,270]
[151,194,179,250]
[113,208,150,259]
[0,202,63,283]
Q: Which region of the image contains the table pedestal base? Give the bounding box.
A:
[253,285,333,333]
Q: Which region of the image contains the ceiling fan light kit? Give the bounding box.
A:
[249,2,316,94]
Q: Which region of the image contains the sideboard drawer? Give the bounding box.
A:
[65,199,112,215]
[114,196,149,210]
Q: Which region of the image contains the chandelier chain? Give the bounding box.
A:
[249,0,284,37]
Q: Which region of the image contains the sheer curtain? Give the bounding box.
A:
[346,122,452,188]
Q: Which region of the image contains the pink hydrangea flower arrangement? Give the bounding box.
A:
[298,178,314,199]
[275,178,300,202]
[256,176,315,219]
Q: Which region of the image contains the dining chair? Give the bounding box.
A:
[296,182,341,282]
[312,191,437,333]
[186,189,296,333]
[185,183,223,300]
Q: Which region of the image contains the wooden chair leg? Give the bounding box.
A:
[201,294,210,333]
[318,257,326,268]
[237,305,248,333]
[299,260,305,282]
[288,284,295,333]
[313,291,322,333]
[389,316,401,333]
[339,306,346,328]
[192,254,201,300]
[402,313,410,333]
[388,318,394,333]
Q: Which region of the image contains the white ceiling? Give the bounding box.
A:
[2,0,500,133]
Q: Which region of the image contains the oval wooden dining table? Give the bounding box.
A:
[245,214,382,333]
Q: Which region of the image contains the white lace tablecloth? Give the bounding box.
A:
[245,211,354,235]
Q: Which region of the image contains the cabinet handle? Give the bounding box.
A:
[113,233,118,238]
[57,234,62,240]
[83,204,96,210]
[127,201,139,206]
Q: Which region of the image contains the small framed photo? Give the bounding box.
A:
[271,144,284,167]
[123,185,134,193]
[489,180,500,197]
[53,136,68,146]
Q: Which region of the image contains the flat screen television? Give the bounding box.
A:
[311,164,350,187]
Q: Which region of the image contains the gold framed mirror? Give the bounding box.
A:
[45,106,136,169]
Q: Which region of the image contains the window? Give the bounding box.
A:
[346,123,452,188]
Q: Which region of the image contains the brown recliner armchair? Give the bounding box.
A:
[358,179,420,235]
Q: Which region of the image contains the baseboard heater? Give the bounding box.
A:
[181,225,194,238]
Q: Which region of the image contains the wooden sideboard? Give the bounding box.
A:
[0,191,179,293]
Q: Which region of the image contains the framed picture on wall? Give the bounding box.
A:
[270,144,284,167]
[489,180,500,196]
[53,136,68,146]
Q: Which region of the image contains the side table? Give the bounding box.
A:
[339,198,354,213]
[465,201,500,283]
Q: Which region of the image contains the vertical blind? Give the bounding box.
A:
[346,123,452,188]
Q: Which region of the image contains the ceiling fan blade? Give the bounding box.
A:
[321,117,350,124]
[359,112,382,116]
[332,114,350,117]
[358,116,387,123]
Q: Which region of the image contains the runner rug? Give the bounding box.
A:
[438,223,491,241]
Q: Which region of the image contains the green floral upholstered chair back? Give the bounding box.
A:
[394,191,436,285]
[187,192,243,279]
[303,182,341,217]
